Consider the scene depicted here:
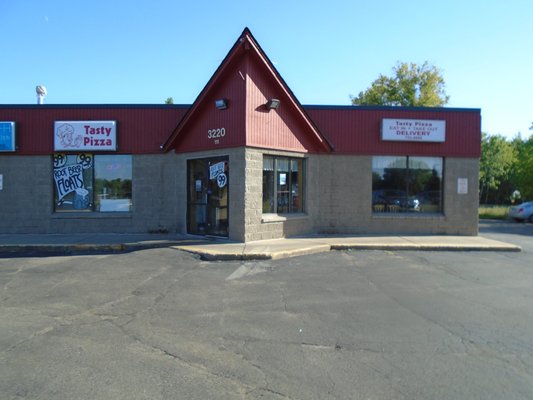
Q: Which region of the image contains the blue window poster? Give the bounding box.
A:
[0,122,16,152]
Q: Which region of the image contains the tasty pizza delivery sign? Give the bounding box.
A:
[54,121,117,151]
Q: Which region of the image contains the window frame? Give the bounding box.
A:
[53,153,133,213]
[262,155,305,215]
[372,155,444,214]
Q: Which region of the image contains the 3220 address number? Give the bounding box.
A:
[207,128,226,139]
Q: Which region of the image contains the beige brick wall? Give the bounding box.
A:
[0,154,181,234]
[243,148,314,242]
[313,155,479,236]
[0,150,479,238]
[442,157,480,235]
[50,153,181,234]
[0,156,53,233]
[314,154,373,231]
[242,152,480,240]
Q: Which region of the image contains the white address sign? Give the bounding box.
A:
[207,128,226,139]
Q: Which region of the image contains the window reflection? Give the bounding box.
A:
[372,156,443,213]
[53,154,132,212]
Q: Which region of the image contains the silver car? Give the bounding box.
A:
[509,201,533,222]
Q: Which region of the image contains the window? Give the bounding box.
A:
[53,153,132,212]
[263,156,304,214]
[372,156,443,213]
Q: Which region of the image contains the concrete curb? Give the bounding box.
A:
[0,237,522,260]
[177,244,333,261]
[0,244,126,256]
[0,241,186,257]
[176,242,521,261]
[330,244,523,252]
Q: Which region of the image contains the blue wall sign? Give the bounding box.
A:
[0,122,16,152]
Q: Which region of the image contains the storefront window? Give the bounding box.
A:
[53,154,132,212]
[263,156,304,214]
[372,156,443,213]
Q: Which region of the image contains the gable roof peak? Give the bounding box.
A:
[162,27,333,152]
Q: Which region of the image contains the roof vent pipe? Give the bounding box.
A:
[36,85,47,105]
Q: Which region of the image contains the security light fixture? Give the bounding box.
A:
[265,98,280,110]
[215,98,228,110]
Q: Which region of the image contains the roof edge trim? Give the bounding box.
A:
[303,104,481,113]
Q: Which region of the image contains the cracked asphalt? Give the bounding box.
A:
[1,221,532,399]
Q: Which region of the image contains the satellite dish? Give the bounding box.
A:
[36,85,47,104]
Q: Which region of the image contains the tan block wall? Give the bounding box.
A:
[0,154,181,234]
[0,156,53,233]
[0,150,479,238]
[313,155,480,236]
[49,153,181,234]
[242,151,480,240]
[441,157,480,235]
[314,154,373,231]
[243,148,314,242]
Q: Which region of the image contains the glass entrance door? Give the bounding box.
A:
[187,157,229,237]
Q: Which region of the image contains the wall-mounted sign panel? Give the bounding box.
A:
[382,119,446,143]
[457,178,468,194]
[0,122,16,152]
[54,121,117,151]
[209,161,225,179]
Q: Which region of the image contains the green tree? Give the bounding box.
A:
[513,132,533,200]
[351,62,449,107]
[165,97,174,104]
[479,133,517,204]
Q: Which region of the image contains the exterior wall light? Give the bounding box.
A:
[265,99,280,110]
[215,99,228,110]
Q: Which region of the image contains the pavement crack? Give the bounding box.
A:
[108,320,260,396]
[2,267,24,292]
[300,342,332,350]
[279,282,288,313]
[258,387,295,399]
[342,253,479,354]
[1,325,56,355]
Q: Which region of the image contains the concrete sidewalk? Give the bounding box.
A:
[175,234,521,260]
[0,232,521,260]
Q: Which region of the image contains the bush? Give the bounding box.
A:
[479,205,510,220]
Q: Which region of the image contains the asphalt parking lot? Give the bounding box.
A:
[1,220,532,399]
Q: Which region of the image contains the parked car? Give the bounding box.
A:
[508,201,533,222]
[416,190,441,206]
[372,189,420,211]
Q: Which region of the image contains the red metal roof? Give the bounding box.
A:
[0,103,481,157]
[306,106,481,157]
[0,105,188,155]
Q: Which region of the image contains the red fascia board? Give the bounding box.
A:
[161,31,249,152]
[243,32,333,152]
[304,106,481,157]
[0,105,188,155]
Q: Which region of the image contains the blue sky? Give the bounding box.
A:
[1,0,531,139]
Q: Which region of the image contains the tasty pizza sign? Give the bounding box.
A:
[54,121,117,151]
